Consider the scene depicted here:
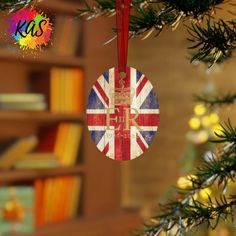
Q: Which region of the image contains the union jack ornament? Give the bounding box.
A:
[87,67,160,161]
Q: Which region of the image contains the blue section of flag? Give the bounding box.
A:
[87,89,105,109]
[140,131,157,145]
[140,89,159,109]
[103,71,109,82]
[91,131,105,145]
[136,70,143,82]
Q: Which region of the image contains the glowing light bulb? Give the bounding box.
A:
[199,188,212,200]
[197,130,209,143]
[213,124,223,136]
[209,113,219,124]
[177,176,195,189]
[189,117,201,130]
[194,104,206,116]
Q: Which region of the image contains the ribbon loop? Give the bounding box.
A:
[116,0,130,73]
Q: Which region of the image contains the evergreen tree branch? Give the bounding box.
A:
[195,93,236,107]
[137,121,236,236]
[79,0,225,35]
[142,196,236,236]
[188,20,236,66]
[0,0,36,12]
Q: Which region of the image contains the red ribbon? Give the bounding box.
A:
[116,0,131,73]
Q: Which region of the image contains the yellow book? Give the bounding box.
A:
[68,176,82,219]
[69,124,83,166]
[0,136,38,169]
[62,124,82,166]
[54,123,69,165]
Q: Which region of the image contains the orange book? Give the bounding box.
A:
[55,176,71,221]
[42,178,55,224]
[35,179,45,227]
[50,177,64,223]
[74,69,84,113]
[62,177,74,220]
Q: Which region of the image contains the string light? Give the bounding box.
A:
[189,117,201,130]
[194,104,207,116]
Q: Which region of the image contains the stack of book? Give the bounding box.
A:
[35,176,82,226]
[0,178,82,234]
[52,15,82,56]
[0,123,83,169]
[37,122,83,167]
[0,93,47,111]
[50,67,84,114]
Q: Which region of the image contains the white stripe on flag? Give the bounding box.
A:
[93,85,109,109]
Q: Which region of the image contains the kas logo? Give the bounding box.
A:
[8,9,52,50]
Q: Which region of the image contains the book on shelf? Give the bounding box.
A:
[0,186,34,235]
[50,67,84,114]
[37,122,83,166]
[0,136,38,170]
[0,93,47,111]
[35,175,82,227]
[14,153,60,169]
[52,14,82,56]
[0,178,82,233]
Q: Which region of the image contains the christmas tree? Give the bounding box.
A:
[2,0,236,235]
[77,0,236,235]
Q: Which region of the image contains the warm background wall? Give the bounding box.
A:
[121,26,236,217]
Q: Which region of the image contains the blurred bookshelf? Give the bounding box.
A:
[0,0,141,235]
[0,165,86,183]
[0,49,86,67]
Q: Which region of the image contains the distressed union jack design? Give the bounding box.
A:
[87,67,159,161]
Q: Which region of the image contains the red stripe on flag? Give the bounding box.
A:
[102,143,109,155]
[136,134,148,152]
[133,113,159,126]
[87,114,107,126]
[114,67,131,161]
[94,81,109,106]
[136,76,148,97]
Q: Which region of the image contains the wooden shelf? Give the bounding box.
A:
[0,165,86,183]
[0,111,84,123]
[13,211,142,236]
[39,0,82,14]
[0,111,84,140]
[0,49,85,67]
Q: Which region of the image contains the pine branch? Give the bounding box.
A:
[142,196,236,236]
[79,0,225,35]
[79,0,236,64]
[188,20,236,66]
[138,121,236,236]
[0,0,36,12]
[195,93,236,106]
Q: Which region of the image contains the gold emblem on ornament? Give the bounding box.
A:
[110,72,135,106]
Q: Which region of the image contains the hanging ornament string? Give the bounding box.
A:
[116,0,130,74]
[86,0,159,161]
